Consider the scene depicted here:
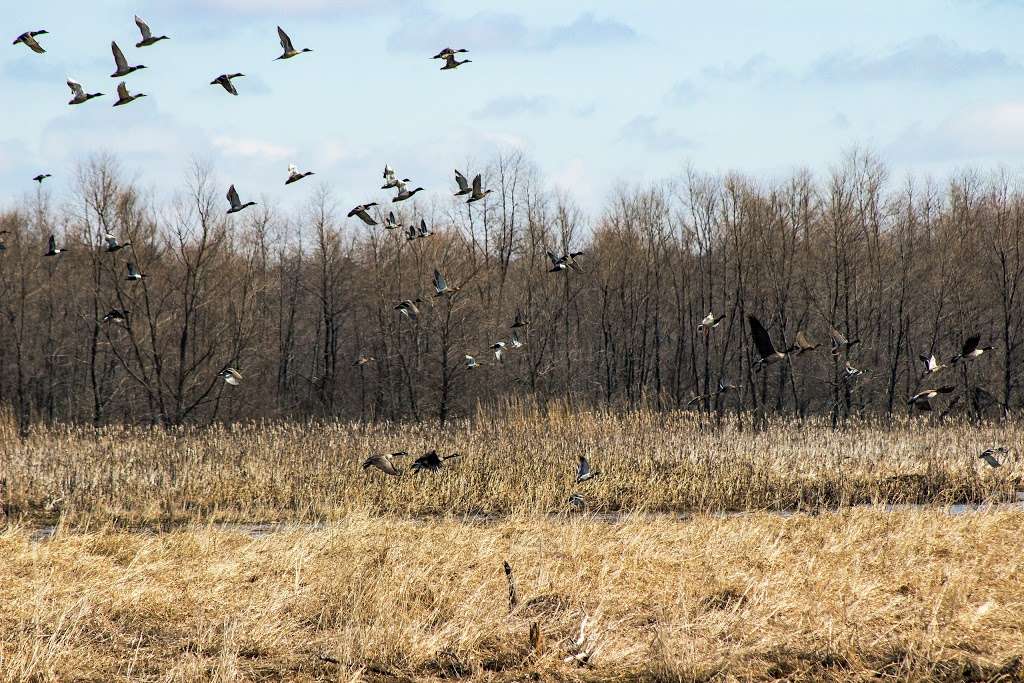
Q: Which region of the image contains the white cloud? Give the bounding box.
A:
[213,136,295,161]
[887,101,1024,162]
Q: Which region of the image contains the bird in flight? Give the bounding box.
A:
[13,30,48,54]
[113,81,146,107]
[110,41,146,78]
[576,455,600,483]
[276,26,312,60]
[748,315,797,371]
[134,16,169,48]
[67,79,104,105]
[210,73,245,96]
[285,164,314,185]
[698,312,725,333]
[979,447,1008,468]
[347,203,378,226]
[362,451,407,477]
[218,367,243,386]
[410,450,462,473]
[226,185,257,214]
[33,173,52,184]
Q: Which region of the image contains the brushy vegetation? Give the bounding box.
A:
[2,509,1023,682]
[1,406,1020,526]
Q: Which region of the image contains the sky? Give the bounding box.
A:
[4,0,1024,216]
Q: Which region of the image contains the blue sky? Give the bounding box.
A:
[4,0,1024,215]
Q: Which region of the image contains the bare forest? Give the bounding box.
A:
[1,149,1021,429]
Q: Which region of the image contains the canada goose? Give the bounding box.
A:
[125,262,144,281]
[101,308,129,324]
[405,223,418,241]
[218,367,242,386]
[113,81,146,106]
[134,16,169,47]
[467,174,491,203]
[362,451,407,477]
[352,355,375,367]
[417,219,433,238]
[491,341,506,362]
[410,450,462,473]
[698,312,725,333]
[13,30,48,54]
[576,455,600,483]
[950,335,994,364]
[908,385,955,411]
[433,269,459,297]
[979,447,1008,468]
[67,79,104,105]
[548,250,584,273]
[919,353,946,375]
[110,42,146,78]
[748,315,797,370]
[103,233,130,252]
[210,73,244,96]
[382,211,401,230]
[33,174,51,184]
[395,300,419,321]
[348,203,378,226]
[285,164,314,184]
[794,331,819,354]
[276,26,312,59]
[44,234,67,256]
[432,47,468,60]
[829,327,860,356]
[465,354,478,369]
[440,53,471,70]
[510,331,523,349]
[454,169,474,196]
[393,186,425,203]
[512,308,530,329]
[226,185,256,214]
[844,361,864,379]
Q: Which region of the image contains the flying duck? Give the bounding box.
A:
[510,331,523,349]
[210,73,244,96]
[113,81,146,106]
[276,26,312,60]
[134,16,169,48]
[844,361,864,379]
[432,47,468,60]
[793,331,819,354]
[362,451,407,477]
[395,300,419,321]
[383,211,401,230]
[285,164,314,184]
[382,169,409,190]
[110,41,146,77]
[44,234,67,256]
[950,335,994,364]
[33,174,52,183]
[410,450,462,473]
[104,233,130,252]
[67,79,104,105]
[979,447,1008,468]
[467,174,491,203]
[352,355,376,367]
[908,386,955,411]
[547,250,584,273]
[393,185,425,202]
[125,262,144,281]
[575,456,600,484]
[512,308,529,329]
[491,341,506,362]
[697,312,725,333]
[454,169,474,196]
[919,353,945,376]
[405,223,418,241]
[218,367,243,386]
[417,219,433,238]
[440,53,471,70]
[465,354,478,369]
[226,185,256,214]
[101,309,129,324]
[748,315,798,370]
[347,203,378,225]
[13,30,48,54]
[829,328,860,356]
[433,269,459,297]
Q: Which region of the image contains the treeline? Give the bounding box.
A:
[0,150,1021,428]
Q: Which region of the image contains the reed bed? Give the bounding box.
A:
[1,509,1023,681]
[0,406,1020,525]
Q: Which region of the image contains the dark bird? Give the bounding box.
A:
[405,223,418,241]
[440,53,471,70]
[512,308,529,329]
[467,174,491,203]
[748,315,797,371]
[226,185,256,214]
[410,450,462,473]
[125,262,144,281]
[432,47,468,60]
[576,455,600,483]
[392,182,425,202]
[276,26,312,59]
[285,164,314,184]
[698,311,725,333]
[362,451,407,476]
[104,232,130,252]
[101,308,129,324]
[110,41,146,78]
[113,81,146,106]
[979,447,1008,468]
[347,203,378,225]
[454,169,474,196]
[13,30,48,54]
[210,73,244,96]
[33,174,51,184]
[383,211,401,230]
[829,327,860,356]
[548,250,584,273]
[950,335,994,364]
[433,269,459,297]
[417,218,433,238]
[218,367,243,386]
[67,79,104,105]
[844,361,864,379]
[908,386,955,411]
[395,299,419,321]
[134,16,169,47]
[44,234,67,256]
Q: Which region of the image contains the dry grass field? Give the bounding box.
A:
[2,510,1024,682]
[0,405,1020,526]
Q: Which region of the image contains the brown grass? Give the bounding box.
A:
[0,406,1020,525]
[2,509,1024,681]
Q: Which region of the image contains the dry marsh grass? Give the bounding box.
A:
[1,407,1021,525]
[1,510,1023,681]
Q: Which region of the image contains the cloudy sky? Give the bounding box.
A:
[3,0,1024,214]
